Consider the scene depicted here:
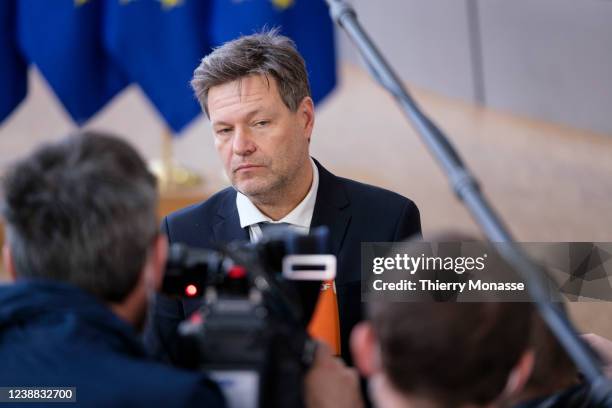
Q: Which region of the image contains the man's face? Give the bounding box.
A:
[208,74,314,201]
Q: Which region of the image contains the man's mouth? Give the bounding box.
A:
[234,164,264,172]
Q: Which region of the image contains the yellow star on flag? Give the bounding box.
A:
[159,0,183,9]
[271,0,294,10]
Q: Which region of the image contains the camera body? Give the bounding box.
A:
[161,226,336,408]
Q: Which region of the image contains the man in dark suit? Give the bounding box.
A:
[146,29,421,366]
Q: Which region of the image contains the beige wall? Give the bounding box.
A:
[342,0,612,134]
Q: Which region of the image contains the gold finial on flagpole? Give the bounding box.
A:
[149,128,203,193]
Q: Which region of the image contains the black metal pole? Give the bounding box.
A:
[325,0,612,403]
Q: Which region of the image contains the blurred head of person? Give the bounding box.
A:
[510,307,579,407]
[191,29,315,219]
[351,302,535,408]
[1,131,166,330]
[351,234,535,408]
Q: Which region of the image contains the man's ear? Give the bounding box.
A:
[3,244,17,282]
[501,350,535,399]
[298,96,315,142]
[350,322,381,377]
[144,234,168,291]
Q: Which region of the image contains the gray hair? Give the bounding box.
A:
[1,131,158,303]
[191,29,311,118]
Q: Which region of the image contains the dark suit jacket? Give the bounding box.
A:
[145,160,421,364]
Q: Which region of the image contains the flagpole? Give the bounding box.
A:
[162,127,174,188]
[149,128,203,193]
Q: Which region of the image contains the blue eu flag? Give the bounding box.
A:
[17,0,128,125]
[103,0,211,133]
[0,0,27,123]
[210,0,337,105]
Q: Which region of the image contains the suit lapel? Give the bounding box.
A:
[210,161,351,252]
[310,159,351,257]
[212,189,250,244]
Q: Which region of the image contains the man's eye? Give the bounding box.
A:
[217,128,231,135]
[254,121,269,127]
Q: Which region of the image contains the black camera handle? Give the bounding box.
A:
[221,242,318,368]
[220,242,320,408]
[324,0,612,404]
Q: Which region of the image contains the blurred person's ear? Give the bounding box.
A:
[3,244,17,282]
[350,321,380,377]
[144,234,168,292]
[113,234,168,330]
[500,350,535,401]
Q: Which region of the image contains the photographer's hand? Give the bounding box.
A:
[304,342,364,408]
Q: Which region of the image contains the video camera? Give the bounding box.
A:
[161,226,336,408]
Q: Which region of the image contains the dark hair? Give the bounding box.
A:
[369,302,533,407]
[1,131,158,303]
[191,29,311,118]
[367,233,534,406]
[522,309,577,397]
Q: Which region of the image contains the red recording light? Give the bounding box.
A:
[185,284,198,297]
[228,266,247,279]
[189,311,203,325]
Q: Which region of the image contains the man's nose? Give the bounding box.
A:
[232,126,256,156]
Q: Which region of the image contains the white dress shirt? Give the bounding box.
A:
[236,158,319,243]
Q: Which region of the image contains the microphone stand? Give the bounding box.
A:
[325,0,612,404]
